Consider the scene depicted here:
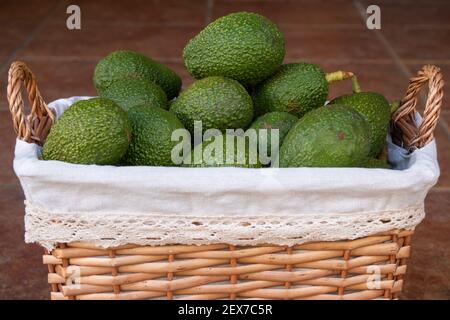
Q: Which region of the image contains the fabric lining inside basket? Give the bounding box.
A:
[13,97,440,250]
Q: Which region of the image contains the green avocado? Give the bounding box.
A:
[99,78,168,111]
[184,134,261,168]
[42,98,131,165]
[183,12,285,87]
[247,111,297,158]
[330,92,391,157]
[93,50,182,100]
[253,63,329,117]
[125,105,185,166]
[169,76,254,134]
[279,105,371,167]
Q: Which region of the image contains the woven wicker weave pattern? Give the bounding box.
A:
[6,61,54,145]
[392,64,444,150]
[44,230,412,300]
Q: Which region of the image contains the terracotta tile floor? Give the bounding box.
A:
[0,0,449,300]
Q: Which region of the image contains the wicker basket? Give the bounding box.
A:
[6,62,444,300]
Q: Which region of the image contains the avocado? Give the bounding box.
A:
[42,98,131,165]
[94,50,182,100]
[170,76,254,134]
[247,111,297,158]
[99,77,168,111]
[362,158,391,169]
[390,101,400,114]
[125,105,185,166]
[253,63,329,117]
[184,134,261,168]
[279,105,371,167]
[330,92,391,157]
[183,12,285,87]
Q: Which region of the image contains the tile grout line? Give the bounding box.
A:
[439,119,450,138]
[353,0,450,141]
[0,0,68,76]
[0,184,21,190]
[352,0,413,79]
[205,0,214,25]
[7,56,185,63]
[12,56,449,64]
[430,187,450,193]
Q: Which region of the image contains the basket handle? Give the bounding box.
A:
[393,65,444,150]
[6,61,55,145]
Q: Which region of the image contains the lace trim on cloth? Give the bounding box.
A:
[24,203,425,251]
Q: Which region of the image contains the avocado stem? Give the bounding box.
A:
[325,70,352,83]
[351,75,361,93]
[326,71,361,93]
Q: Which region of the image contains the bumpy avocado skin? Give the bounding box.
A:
[42,98,131,165]
[184,134,262,168]
[330,92,391,157]
[248,111,297,157]
[99,78,168,111]
[125,105,185,166]
[93,50,182,100]
[169,76,254,134]
[183,12,285,87]
[279,105,371,167]
[253,63,329,118]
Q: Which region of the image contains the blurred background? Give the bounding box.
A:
[0,0,449,299]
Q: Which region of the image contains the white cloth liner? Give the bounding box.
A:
[14,97,440,250]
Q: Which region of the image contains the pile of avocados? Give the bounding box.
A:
[42,12,392,169]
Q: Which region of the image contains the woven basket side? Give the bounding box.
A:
[44,230,413,300]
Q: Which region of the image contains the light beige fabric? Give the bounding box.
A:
[14,97,439,250]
